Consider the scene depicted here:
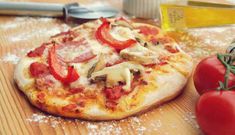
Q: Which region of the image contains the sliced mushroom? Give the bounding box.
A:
[90,62,144,92]
[90,74,107,83]
[135,34,169,56]
[94,54,106,72]
[120,43,159,65]
[87,54,106,78]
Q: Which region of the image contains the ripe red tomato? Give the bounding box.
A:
[193,55,235,95]
[196,90,235,135]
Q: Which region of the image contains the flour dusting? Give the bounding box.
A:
[25,102,201,134]
[8,23,70,42]
[80,116,146,135]
[177,25,235,61]
[182,112,200,129]
[9,27,61,42]
[0,16,71,43]
[26,113,62,128]
[0,53,20,64]
[0,47,33,65]
[0,17,57,30]
[26,113,147,135]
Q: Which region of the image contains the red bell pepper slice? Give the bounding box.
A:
[95,18,136,51]
[48,45,79,85]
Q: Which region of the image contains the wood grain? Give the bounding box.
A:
[0,0,235,135]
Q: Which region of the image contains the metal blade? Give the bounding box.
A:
[68,6,118,19]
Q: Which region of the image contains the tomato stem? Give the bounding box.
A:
[217,53,235,90]
[217,81,225,90]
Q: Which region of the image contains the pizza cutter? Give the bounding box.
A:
[0,2,118,20]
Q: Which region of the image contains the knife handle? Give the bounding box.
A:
[0,2,64,17]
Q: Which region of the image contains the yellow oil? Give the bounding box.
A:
[160,4,235,31]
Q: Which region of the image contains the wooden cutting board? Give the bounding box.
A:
[0,0,235,135]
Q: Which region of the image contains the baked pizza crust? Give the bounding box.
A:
[14,19,193,120]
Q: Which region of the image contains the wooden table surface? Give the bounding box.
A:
[0,0,235,135]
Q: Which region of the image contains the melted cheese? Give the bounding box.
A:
[90,62,144,91]
[86,105,108,116]
[110,26,135,41]
[88,40,113,55]
[70,59,97,88]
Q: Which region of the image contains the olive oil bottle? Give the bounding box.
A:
[160,1,235,31]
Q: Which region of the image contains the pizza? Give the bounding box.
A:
[14,18,193,120]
